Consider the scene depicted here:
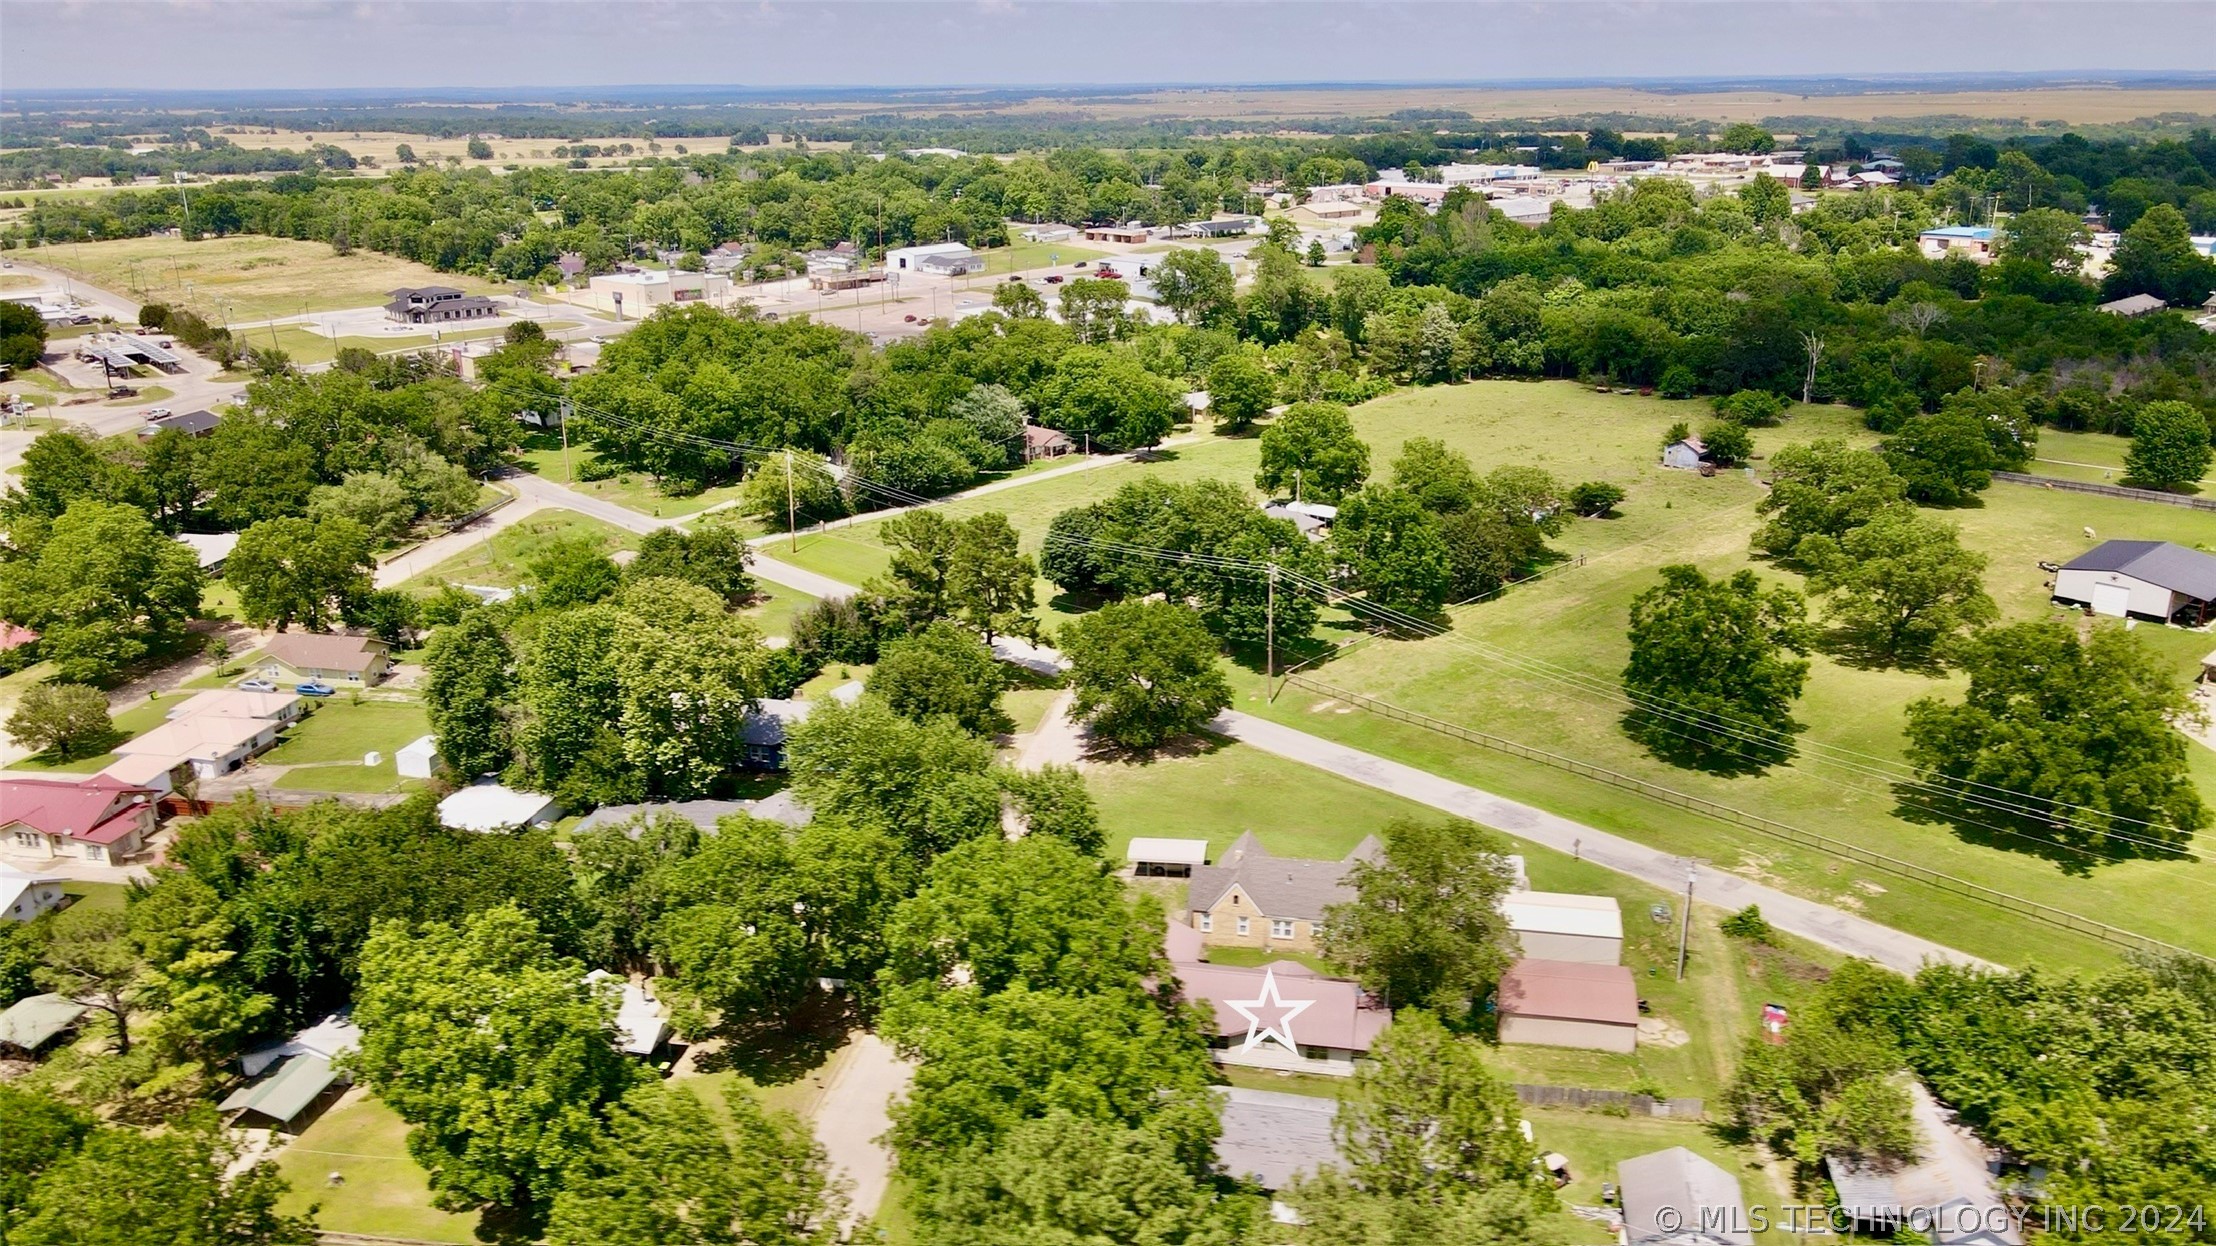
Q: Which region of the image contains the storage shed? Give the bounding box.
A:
[1496,958,1640,1053]
[1502,891,1624,964]
[396,735,437,780]
[1127,837,1210,878]
[2053,539,2216,622]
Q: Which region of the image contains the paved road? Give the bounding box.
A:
[1209,710,1988,975]
[371,497,549,588]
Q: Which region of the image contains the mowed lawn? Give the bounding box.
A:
[35,234,500,322]
[1235,383,2216,967]
[514,434,755,520]
[272,1090,482,1243]
[400,511,640,591]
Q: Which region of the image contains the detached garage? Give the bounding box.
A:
[1496,959,1640,1054]
[2055,540,2216,623]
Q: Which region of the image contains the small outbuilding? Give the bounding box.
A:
[1502,891,1624,964]
[0,863,67,923]
[1619,1146,1754,1245]
[1661,436,1708,470]
[2053,539,2216,623]
[437,783,560,832]
[1214,1086,1340,1190]
[396,735,437,780]
[2097,293,2167,317]
[586,970,672,1057]
[0,994,87,1055]
[1127,836,1210,878]
[1496,958,1640,1053]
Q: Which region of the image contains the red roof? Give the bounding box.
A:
[0,623,38,652]
[0,776,155,845]
[1170,958,1391,1054]
[1497,958,1640,1026]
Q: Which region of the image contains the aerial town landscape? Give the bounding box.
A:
[2,2,2215,1243]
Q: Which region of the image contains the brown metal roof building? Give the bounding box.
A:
[1496,958,1640,1053]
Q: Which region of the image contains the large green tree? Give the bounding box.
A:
[869,621,1005,735]
[1255,400,1369,502]
[4,682,112,760]
[225,516,374,631]
[348,905,642,1217]
[423,610,513,778]
[8,1111,313,1246]
[1800,508,1996,666]
[1331,486,1455,613]
[0,499,203,682]
[1623,565,1813,772]
[1204,349,1275,432]
[1724,960,1920,1171]
[1059,600,1231,749]
[626,523,757,604]
[545,1082,842,1246]
[1282,1011,1559,1244]
[2104,202,2216,306]
[1319,818,1518,1018]
[1880,409,1997,506]
[1903,620,2208,853]
[1752,440,1908,562]
[1150,247,1237,327]
[2123,399,2213,492]
[784,697,1004,863]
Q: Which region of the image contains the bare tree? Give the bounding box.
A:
[1889,301,1946,338]
[1801,331,1827,406]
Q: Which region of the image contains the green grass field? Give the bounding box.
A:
[400,511,640,591]
[258,322,510,367]
[31,234,501,322]
[777,378,2216,966]
[513,434,755,519]
[2032,427,2214,490]
[272,1091,482,1243]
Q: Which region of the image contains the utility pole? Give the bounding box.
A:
[785,449,797,552]
[558,396,574,482]
[1676,859,1701,981]
[1265,561,1278,692]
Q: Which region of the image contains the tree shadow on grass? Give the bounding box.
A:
[1885,785,2179,877]
[1812,626,1948,676]
[1079,730,1230,767]
[1620,708,1800,779]
[26,728,127,767]
[693,990,860,1087]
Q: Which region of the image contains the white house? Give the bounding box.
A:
[1661,436,1708,469]
[2054,539,2216,623]
[1502,891,1624,964]
[0,864,66,922]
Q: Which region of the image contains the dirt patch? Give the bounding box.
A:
[1637,1018,1691,1048]
[1853,879,1887,896]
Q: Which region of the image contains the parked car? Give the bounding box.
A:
[1073,260,1088,268]
[1096,267,1123,280]
[144,407,172,419]
[1044,274,1065,284]
[296,681,336,697]
[237,678,278,693]
[903,314,917,322]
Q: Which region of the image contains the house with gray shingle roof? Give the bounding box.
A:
[1185,831,1381,955]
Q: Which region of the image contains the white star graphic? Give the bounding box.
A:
[1226,966,1314,1053]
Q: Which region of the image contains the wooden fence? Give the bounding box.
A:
[1284,675,2205,962]
[1994,471,2216,512]
[1514,1083,1704,1119]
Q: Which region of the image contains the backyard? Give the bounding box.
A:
[399,511,640,591]
[514,432,754,520]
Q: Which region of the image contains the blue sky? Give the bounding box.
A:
[4,1,2210,92]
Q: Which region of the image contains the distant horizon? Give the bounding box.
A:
[8,1,2213,94]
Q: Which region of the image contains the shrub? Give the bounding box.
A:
[1656,364,1699,399]
[1720,905,1776,943]
[1569,481,1626,517]
[1713,389,1790,427]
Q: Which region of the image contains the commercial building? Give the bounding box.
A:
[587,269,731,311]
[915,246,986,276]
[2053,539,2216,623]
[386,286,500,324]
[1496,958,1641,1053]
[141,408,221,438]
[1083,225,1152,244]
[1185,830,1382,954]
[1916,226,1999,262]
[884,241,979,272]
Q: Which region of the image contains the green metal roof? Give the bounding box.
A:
[218,1054,339,1124]
[0,993,85,1051]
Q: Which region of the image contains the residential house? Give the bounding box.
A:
[256,632,390,685]
[1127,837,1210,878]
[1916,226,1998,262]
[107,692,298,783]
[2097,292,2167,317]
[739,683,863,770]
[1503,891,1624,964]
[174,532,239,573]
[1496,958,1641,1053]
[572,791,815,835]
[1167,922,1391,1076]
[1619,1146,1754,1246]
[385,286,499,324]
[0,622,38,658]
[586,970,672,1057]
[1185,830,1381,954]
[1023,423,1075,462]
[556,252,588,282]
[2053,539,2216,623]
[223,1014,362,1131]
[0,863,66,922]
[805,242,861,274]
[1214,1086,1339,1191]
[0,776,159,864]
